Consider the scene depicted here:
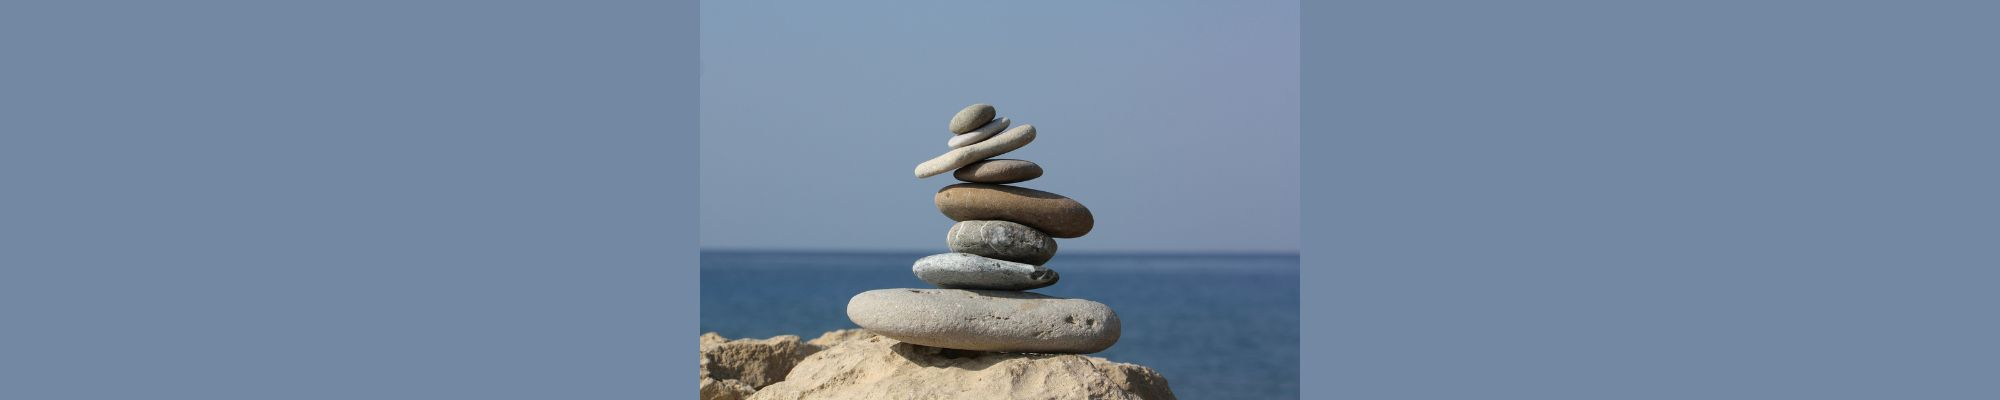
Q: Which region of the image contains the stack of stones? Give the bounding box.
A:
[845,103,1119,354]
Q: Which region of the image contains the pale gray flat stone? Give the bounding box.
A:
[846,288,1120,354]
[913,252,1058,289]
[946,221,1057,265]
[914,124,1034,178]
[947,117,1010,148]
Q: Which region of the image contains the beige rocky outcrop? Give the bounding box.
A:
[700,330,875,400]
[699,332,812,392]
[705,330,1173,400]
[699,376,756,400]
[802,329,876,348]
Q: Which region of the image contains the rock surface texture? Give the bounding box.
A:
[847,288,1120,354]
[699,330,874,400]
[742,330,1176,400]
[936,183,1095,238]
[700,378,755,400]
[699,332,813,390]
[913,252,1059,289]
[946,220,1058,264]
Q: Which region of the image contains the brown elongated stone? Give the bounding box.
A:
[935,183,1092,238]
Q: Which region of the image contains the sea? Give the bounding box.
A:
[701,250,1300,400]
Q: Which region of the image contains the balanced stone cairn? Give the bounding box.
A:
[845,103,1118,354]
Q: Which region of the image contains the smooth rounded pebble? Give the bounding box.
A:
[946,221,1057,265]
[914,125,1034,178]
[935,183,1093,238]
[913,252,1058,290]
[947,117,1010,148]
[952,159,1043,184]
[846,288,1120,354]
[948,104,997,134]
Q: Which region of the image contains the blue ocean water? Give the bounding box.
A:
[701,250,1299,400]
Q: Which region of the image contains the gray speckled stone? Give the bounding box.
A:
[846,288,1120,354]
[946,221,1057,265]
[947,117,1010,148]
[915,125,1034,179]
[947,104,997,134]
[952,159,1043,184]
[913,252,1058,290]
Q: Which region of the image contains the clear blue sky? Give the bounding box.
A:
[701,0,1298,252]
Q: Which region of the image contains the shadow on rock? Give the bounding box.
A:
[715,329,1176,400]
[889,341,1063,372]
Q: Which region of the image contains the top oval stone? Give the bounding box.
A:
[948,103,996,134]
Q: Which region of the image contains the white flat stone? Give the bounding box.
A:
[947,117,1010,148]
[846,288,1120,354]
[915,124,1034,178]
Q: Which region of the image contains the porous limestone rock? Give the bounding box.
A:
[747,333,1175,400]
[698,332,810,390]
[699,330,880,400]
[700,377,755,400]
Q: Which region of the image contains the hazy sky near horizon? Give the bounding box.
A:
[702,0,1298,252]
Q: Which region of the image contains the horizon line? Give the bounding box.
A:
[698,247,1299,257]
